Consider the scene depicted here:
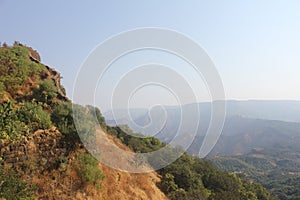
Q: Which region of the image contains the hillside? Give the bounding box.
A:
[0,43,274,200]
[0,43,167,200]
[208,146,300,199]
[194,116,300,156]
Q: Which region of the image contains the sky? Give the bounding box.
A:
[1,1,300,111]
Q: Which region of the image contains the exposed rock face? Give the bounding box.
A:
[0,128,66,169]
[0,129,84,199]
[28,49,70,102]
[28,47,41,62]
[43,65,70,102]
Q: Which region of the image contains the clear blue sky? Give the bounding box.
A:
[1,1,300,110]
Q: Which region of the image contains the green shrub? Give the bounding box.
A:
[33,80,57,103]
[0,167,35,200]
[0,82,5,98]
[51,102,80,148]
[0,46,44,98]
[18,102,52,131]
[75,153,104,188]
[0,101,29,140]
[161,173,178,193]
[51,102,97,146]
[0,101,52,140]
[51,102,74,134]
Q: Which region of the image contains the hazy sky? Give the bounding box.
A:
[1,1,300,110]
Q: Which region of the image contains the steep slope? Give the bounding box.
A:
[97,131,167,200]
[0,43,168,200]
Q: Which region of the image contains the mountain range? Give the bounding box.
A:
[104,101,300,156]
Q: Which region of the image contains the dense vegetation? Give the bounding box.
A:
[209,146,300,200]
[74,152,105,188]
[0,166,35,200]
[0,44,104,199]
[0,44,44,100]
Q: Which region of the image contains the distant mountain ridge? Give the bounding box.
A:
[104,100,300,156]
[105,100,300,123]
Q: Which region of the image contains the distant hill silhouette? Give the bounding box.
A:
[105,101,300,156]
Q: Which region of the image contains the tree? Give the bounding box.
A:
[161,173,178,193]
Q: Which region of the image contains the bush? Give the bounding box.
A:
[75,153,104,188]
[161,173,178,193]
[33,80,57,103]
[0,82,5,99]
[51,102,97,147]
[0,101,29,140]
[18,102,52,131]
[51,102,75,134]
[0,101,52,140]
[0,167,35,200]
[0,45,44,98]
[51,102,80,148]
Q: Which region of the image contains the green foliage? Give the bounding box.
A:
[0,82,4,98]
[264,174,300,200]
[0,167,35,200]
[202,172,242,199]
[51,102,98,148]
[0,45,44,98]
[51,102,75,135]
[18,102,52,131]
[0,101,52,139]
[75,153,104,188]
[168,188,188,200]
[51,102,80,148]
[160,154,211,199]
[209,146,300,199]
[33,80,57,103]
[0,101,52,140]
[0,101,29,140]
[161,173,178,193]
[107,125,166,153]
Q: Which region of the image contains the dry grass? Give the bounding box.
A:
[98,164,168,200]
[94,130,168,200]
